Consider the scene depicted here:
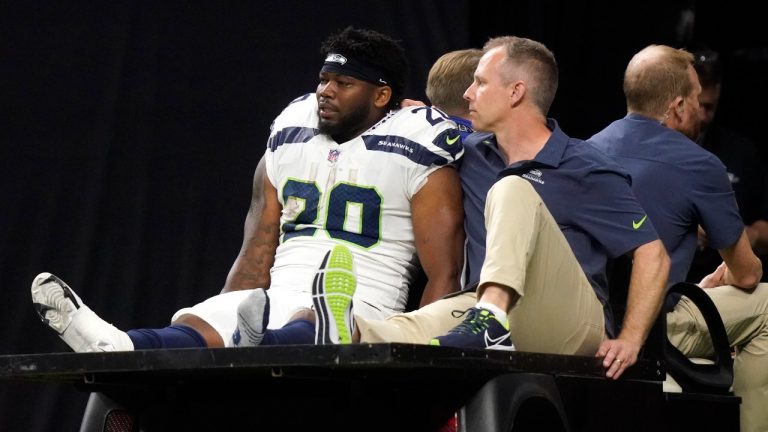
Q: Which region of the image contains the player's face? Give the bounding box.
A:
[697,82,720,134]
[463,47,512,133]
[678,65,703,141]
[317,71,379,142]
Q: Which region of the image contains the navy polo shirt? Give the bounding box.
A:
[459,119,658,334]
[590,113,743,287]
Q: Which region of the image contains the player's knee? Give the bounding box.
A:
[289,307,315,323]
[172,314,225,348]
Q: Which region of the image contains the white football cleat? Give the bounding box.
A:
[31,272,133,352]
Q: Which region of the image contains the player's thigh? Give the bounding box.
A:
[171,290,254,347]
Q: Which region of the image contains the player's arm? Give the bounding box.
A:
[598,239,669,379]
[746,159,768,254]
[221,155,281,293]
[699,230,762,289]
[746,220,768,255]
[411,166,465,306]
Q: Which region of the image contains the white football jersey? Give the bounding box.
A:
[265,93,463,318]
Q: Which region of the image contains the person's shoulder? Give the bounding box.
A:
[461,131,495,151]
[588,118,627,151]
[590,116,713,166]
[270,94,317,129]
[275,93,316,120]
[368,107,463,164]
[560,137,634,182]
[383,106,455,132]
[662,131,727,172]
[566,135,614,163]
[379,107,462,145]
[267,93,318,151]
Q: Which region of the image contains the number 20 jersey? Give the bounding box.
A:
[264,94,463,318]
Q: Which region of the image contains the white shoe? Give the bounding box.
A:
[232,288,270,347]
[31,272,134,352]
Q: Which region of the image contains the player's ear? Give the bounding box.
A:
[374,86,392,109]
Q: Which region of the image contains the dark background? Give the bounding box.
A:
[1,1,765,430]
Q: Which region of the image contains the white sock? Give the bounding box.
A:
[475,301,508,326]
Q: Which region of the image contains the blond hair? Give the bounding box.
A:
[623,45,694,116]
[426,49,482,116]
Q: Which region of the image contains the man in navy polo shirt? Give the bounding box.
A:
[355,36,670,381]
[687,49,768,283]
[589,44,767,432]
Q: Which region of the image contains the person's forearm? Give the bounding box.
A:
[223,244,275,292]
[223,161,280,293]
[619,241,669,345]
[222,223,278,292]
[720,230,762,289]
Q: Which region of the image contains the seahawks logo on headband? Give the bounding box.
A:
[322,52,389,86]
[325,53,348,65]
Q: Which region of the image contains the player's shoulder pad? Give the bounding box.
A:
[267,93,319,152]
[288,93,314,106]
[362,106,463,166]
[431,128,464,160]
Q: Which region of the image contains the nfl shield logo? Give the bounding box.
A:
[327,149,340,163]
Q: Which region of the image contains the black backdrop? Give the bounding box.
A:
[1,1,765,430]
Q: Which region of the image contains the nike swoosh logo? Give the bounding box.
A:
[484,330,509,346]
[446,134,460,145]
[632,214,648,230]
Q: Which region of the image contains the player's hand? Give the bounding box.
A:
[697,225,709,250]
[698,261,727,288]
[595,338,640,380]
[401,98,426,108]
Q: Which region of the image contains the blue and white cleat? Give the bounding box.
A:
[312,244,356,344]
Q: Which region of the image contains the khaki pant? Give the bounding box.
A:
[358,176,605,355]
[668,282,768,432]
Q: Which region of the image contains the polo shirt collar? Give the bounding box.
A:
[625,112,660,124]
[494,118,567,177]
[533,118,568,168]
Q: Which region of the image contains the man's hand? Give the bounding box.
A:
[596,338,641,380]
[605,240,668,380]
[401,98,426,108]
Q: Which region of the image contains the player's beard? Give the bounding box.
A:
[318,102,372,143]
[681,116,702,141]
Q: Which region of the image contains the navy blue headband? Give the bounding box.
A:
[320,53,390,87]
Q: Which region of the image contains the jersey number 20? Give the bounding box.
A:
[282,179,382,248]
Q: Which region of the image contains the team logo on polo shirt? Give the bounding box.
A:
[522,169,544,184]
